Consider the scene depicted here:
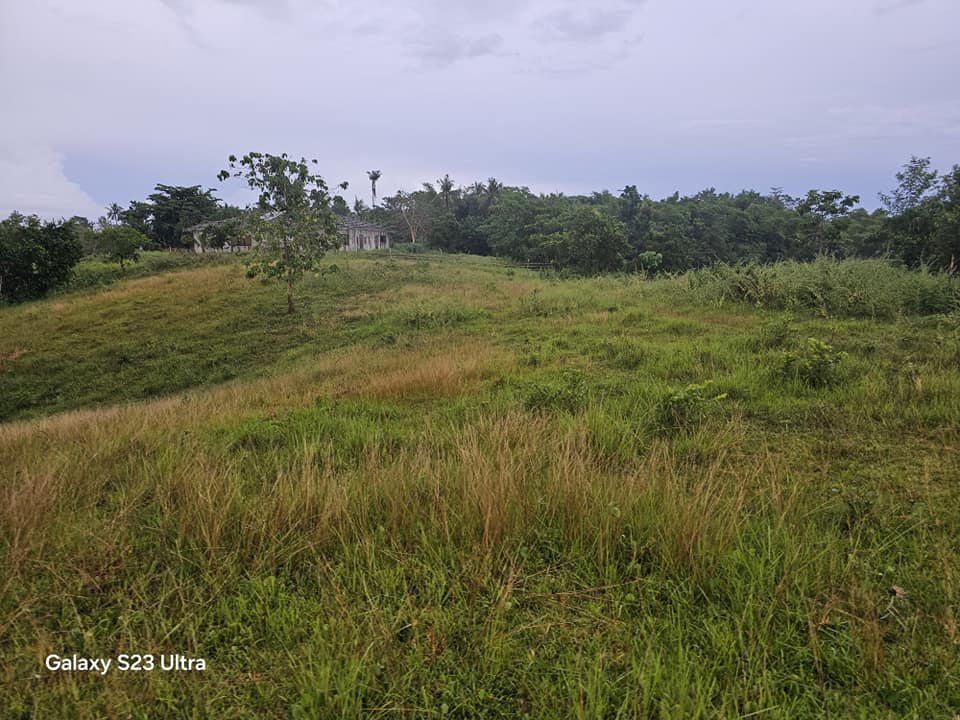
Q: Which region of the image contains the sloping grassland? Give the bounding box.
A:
[1,254,958,718]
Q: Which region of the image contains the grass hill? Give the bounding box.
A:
[1,253,958,718]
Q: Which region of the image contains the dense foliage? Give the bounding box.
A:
[116,184,240,250]
[0,213,82,303]
[367,157,959,275]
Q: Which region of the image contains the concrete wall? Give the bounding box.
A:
[343,228,390,251]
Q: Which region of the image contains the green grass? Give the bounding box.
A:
[1,254,959,718]
[686,257,960,319]
[61,250,236,292]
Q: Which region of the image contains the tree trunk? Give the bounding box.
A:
[287,278,295,314]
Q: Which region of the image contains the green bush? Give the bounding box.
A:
[686,258,960,319]
[748,315,795,351]
[778,338,848,388]
[523,369,587,414]
[654,380,727,433]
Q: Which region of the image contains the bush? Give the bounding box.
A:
[748,315,795,351]
[685,258,960,319]
[0,213,82,303]
[654,380,727,433]
[523,369,587,414]
[778,338,848,388]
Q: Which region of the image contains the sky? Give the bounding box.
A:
[1,0,958,219]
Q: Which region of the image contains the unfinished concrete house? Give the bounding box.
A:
[186,215,390,253]
[339,218,390,251]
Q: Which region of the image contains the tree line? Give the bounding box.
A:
[364,156,958,275]
[2,155,957,304]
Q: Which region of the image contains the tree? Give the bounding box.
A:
[438,174,456,209]
[486,177,503,203]
[879,157,943,267]
[97,225,146,270]
[106,203,124,224]
[0,213,82,302]
[66,216,98,255]
[382,190,434,244]
[367,170,382,208]
[879,156,938,215]
[558,205,630,273]
[218,152,344,314]
[636,250,663,277]
[796,190,860,256]
[145,185,222,249]
[932,164,960,271]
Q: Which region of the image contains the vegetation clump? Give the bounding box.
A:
[778,338,848,388]
[654,380,728,433]
[688,257,960,319]
[522,369,588,414]
[0,213,82,303]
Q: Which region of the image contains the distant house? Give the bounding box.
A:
[339,217,391,252]
[185,214,390,254]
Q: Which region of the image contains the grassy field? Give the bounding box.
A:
[1,253,958,718]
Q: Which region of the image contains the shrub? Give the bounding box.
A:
[685,258,960,319]
[596,337,648,369]
[778,338,848,388]
[749,315,795,351]
[523,369,587,414]
[654,380,727,433]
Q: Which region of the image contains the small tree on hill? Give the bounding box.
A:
[97,225,146,270]
[218,152,346,314]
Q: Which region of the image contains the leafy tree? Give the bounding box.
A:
[932,164,960,271]
[218,152,345,314]
[97,225,147,270]
[558,205,630,273]
[0,213,82,302]
[796,190,860,256]
[332,196,350,217]
[66,216,98,255]
[425,211,461,251]
[879,156,938,215]
[879,157,944,267]
[147,185,222,249]
[636,250,663,277]
[382,190,434,244]
[367,170,382,208]
[118,200,154,241]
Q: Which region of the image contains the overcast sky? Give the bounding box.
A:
[1,0,958,219]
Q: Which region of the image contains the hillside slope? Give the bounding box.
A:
[2,255,959,717]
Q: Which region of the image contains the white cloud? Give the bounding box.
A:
[0,144,102,220]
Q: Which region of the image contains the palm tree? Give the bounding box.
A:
[366,170,382,208]
[437,174,455,209]
[106,203,124,225]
